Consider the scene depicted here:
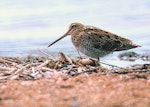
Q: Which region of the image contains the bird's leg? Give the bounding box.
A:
[76,48,83,59]
[97,57,100,62]
[96,57,100,66]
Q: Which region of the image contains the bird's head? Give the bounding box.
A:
[48,23,84,47]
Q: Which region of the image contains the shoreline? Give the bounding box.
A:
[0,52,150,107]
[0,52,149,80]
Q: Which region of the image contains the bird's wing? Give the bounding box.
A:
[84,26,132,51]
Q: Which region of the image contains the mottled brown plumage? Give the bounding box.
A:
[48,23,140,60]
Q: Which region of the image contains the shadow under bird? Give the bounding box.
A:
[48,23,140,61]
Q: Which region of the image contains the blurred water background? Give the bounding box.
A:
[0,0,150,67]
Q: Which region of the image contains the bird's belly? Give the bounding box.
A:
[71,33,111,59]
[78,45,111,59]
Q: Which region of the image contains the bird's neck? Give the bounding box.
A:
[71,29,84,47]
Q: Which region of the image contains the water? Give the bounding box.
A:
[0,0,150,67]
[0,35,149,56]
[0,35,149,67]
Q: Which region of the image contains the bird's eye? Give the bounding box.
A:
[72,25,76,28]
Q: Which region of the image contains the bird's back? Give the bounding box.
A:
[83,26,139,52]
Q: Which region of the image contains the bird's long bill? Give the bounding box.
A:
[48,30,70,47]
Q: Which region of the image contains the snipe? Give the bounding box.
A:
[48,23,140,60]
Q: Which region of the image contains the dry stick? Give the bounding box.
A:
[3,57,21,63]
[38,49,55,60]
[54,61,60,69]
[0,67,14,71]
[34,60,49,70]
[1,60,9,67]
[32,67,35,73]
[99,61,127,70]
[15,63,39,74]
[0,76,10,80]
[0,58,20,69]
[59,52,73,64]
[40,67,55,72]
[99,61,144,73]
[0,58,15,64]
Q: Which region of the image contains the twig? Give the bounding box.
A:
[0,76,10,80]
[54,61,60,69]
[100,61,127,70]
[40,67,55,72]
[3,57,23,64]
[32,67,35,73]
[59,52,73,64]
[0,58,15,64]
[34,60,49,70]
[0,67,15,71]
[38,49,55,59]
[15,63,39,74]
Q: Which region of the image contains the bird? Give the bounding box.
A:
[48,23,140,61]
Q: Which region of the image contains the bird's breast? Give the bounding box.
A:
[71,31,85,47]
